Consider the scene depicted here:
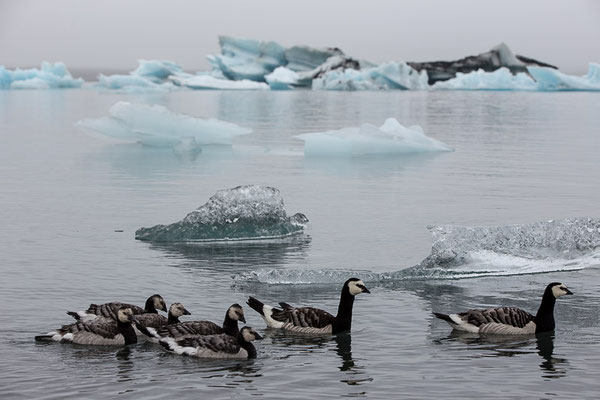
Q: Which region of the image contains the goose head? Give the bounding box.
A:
[169,302,191,317]
[149,294,168,312]
[345,278,371,296]
[117,307,136,324]
[228,303,246,323]
[548,282,573,298]
[240,326,263,342]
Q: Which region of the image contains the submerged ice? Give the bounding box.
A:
[233,218,600,285]
[0,62,83,89]
[296,118,452,156]
[96,59,189,90]
[76,101,251,148]
[135,185,308,242]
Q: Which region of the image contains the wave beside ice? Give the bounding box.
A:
[233,218,600,285]
[136,185,309,242]
[296,118,452,156]
[76,101,251,149]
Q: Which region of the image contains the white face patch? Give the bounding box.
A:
[348,280,366,296]
[170,303,185,317]
[228,307,238,320]
[154,297,163,310]
[117,308,132,323]
[552,284,570,298]
[242,329,256,342]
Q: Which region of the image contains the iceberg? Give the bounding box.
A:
[312,61,428,91]
[233,218,600,285]
[208,36,287,82]
[0,62,83,89]
[296,118,451,156]
[172,75,269,90]
[136,185,309,242]
[432,67,538,90]
[408,43,557,84]
[528,63,600,91]
[95,59,189,90]
[76,101,251,148]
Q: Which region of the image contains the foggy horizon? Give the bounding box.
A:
[1,0,599,75]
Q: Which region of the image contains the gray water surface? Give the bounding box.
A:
[1,89,599,399]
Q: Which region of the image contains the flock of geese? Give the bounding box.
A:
[35,279,572,359]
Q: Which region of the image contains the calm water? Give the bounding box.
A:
[1,89,599,399]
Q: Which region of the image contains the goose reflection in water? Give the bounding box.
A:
[438,331,568,379]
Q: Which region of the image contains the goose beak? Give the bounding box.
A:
[362,286,371,294]
[160,304,168,312]
[239,315,247,323]
[254,332,263,340]
[128,315,137,323]
[565,288,573,295]
[183,308,191,315]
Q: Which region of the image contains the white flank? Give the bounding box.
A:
[449,314,480,333]
[62,333,74,341]
[262,305,284,328]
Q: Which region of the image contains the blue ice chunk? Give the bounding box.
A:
[265,67,300,90]
[432,67,537,90]
[208,36,287,81]
[312,62,428,91]
[76,101,252,148]
[284,46,345,71]
[135,185,308,242]
[528,63,600,91]
[0,62,83,89]
[132,60,185,82]
[95,59,189,90]
[296,118,452,156]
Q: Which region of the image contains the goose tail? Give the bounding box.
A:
[247,297,265,316]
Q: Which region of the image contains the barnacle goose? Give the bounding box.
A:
[247,278,370,334]
[433,282,573,335]
[135,302,191,337]
[67,294,167,322]
[35,307,138,345]
[159,326,263,359]
[142,303,245,341]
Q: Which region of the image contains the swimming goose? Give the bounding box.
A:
[247,278,370,334]
[135,302,191,337]
[159,326,263,359]
[433,282,573,335]
[144,303,245,341]
[35,307,138,345]
[67,294,167,322]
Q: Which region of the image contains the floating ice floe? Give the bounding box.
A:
[528,63,600,91]
[95,59,190,90]
[312,61,428,91]
[432,67,538,90]
[0,62,83,89]
[172,75,269,90]
[232,218,600,285]
[76,101,251,149]
[296,118,451,156]
[136,185,309,242]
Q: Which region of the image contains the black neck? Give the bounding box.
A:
[534,290,556,333]
[238,336,257,359]
[222,314,239,336]
[333,287,355,334]
[144,298,158,314]
[167,313,180,324]
[118,321,138,345]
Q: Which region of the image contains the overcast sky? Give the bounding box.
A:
[1,0,599,74]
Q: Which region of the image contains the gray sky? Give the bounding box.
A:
[1,0,599,74]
